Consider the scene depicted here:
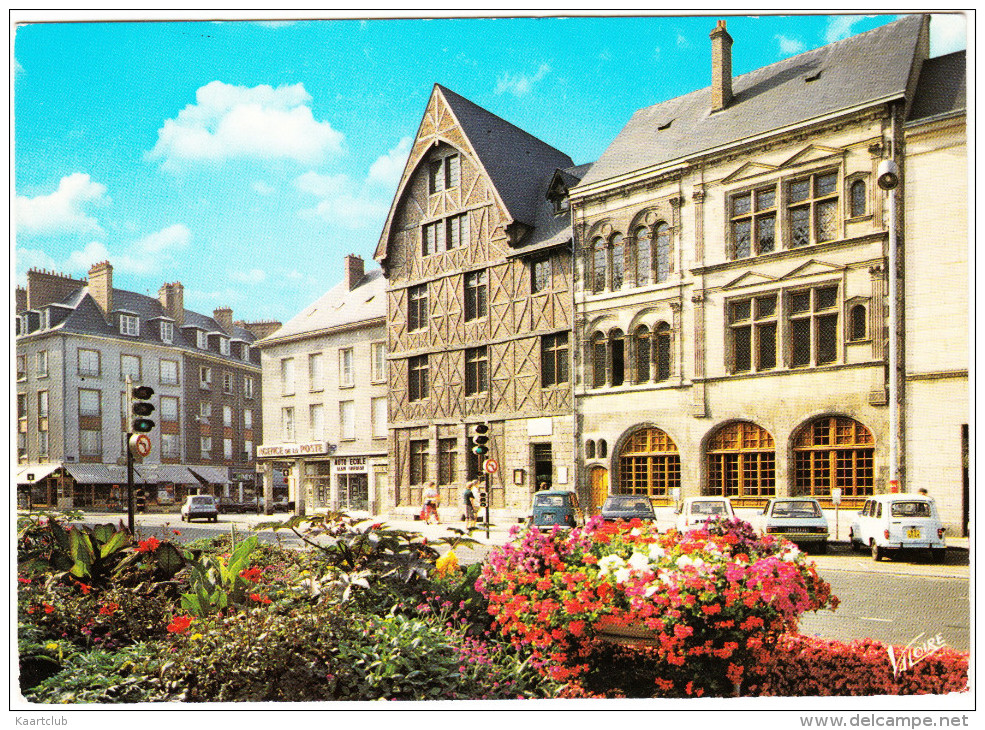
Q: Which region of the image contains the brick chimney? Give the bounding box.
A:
[213,307,233,331]
[710,19,734,112]
[234,319,283,340]
[25,268,86,310]
[345,254,365,291]
[158,282,185,327]
[16,286,27,313]
[88,261,113,319]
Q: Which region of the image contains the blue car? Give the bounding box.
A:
[530,490,583,528]
[600,494,656,523]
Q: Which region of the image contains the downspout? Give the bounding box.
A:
[885,109,901,492]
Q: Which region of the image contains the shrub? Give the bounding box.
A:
[23,643,168,704]
[477,517,838,697]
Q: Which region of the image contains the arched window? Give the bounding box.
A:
[634,326,651,383]
[794,416,874,497]
[611,234,624,290]
[634,226,652,287]
[849,304,867,341]
[591,238,607,293]
[598,439,607,458]
[655,222,671,283]
[850,179,867,218]
[585,440,596,459]
[610,329,625,387]
[591,332,607,388]
[619,427,679,498]
[655,322,671,381]
[706,421,776,497]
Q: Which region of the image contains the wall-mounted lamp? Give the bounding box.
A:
[513,468,525,485]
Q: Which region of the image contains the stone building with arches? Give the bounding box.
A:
[570,15,968,531]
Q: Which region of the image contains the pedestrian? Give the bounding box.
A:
[422,481,440,525]
[463,480,477,529]
[537,481,549,492]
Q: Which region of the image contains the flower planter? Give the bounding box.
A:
[593,617,661,648]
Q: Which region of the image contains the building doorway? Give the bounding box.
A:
[532,443,552,491]
[589,466,609,515]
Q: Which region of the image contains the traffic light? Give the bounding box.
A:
[472,422,489,456]
[479,490,487,508]
[130,385,156,433]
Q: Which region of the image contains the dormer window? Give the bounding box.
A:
[220,338,230,356]
[40,309,51,330]
[120,314,140,337]
[196,330,207,350]
[160,321,174,344]
[241,344,251,362]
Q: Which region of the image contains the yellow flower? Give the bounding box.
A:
[190,633,204,641]
[435,550,460,577]
[45,642,59,651]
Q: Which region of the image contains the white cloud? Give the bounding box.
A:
[15,247,59,285]
[495,63,551,97]
[66,241,113,273]
[54,224,193,278]
[147,81,345,168]
[931,13,966,56]
[295,170,391,230]
[229,268,267,284]
[252,181,275,196]
[824,15,874,43]
[15,173,109,236]
[133,224,191,256]
[367,136,412,188]
[675,32,690,49]
[775,34,806,56]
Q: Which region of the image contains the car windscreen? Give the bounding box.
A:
[772,501,821,517]
[691,501,726,515]
[534,495,565,507]
[191,497,214,505]
[890,501,931,518]
[607,497,650,509]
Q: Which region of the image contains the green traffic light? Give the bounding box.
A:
[133,419,155,433]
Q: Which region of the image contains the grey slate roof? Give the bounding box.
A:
[438,85,575,227]
[578,14,928,187]
[262,267,386,342]
[508,162,591,255]
[908,51,966,121]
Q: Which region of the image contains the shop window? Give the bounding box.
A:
[793,416,874,497]
[706,421,776,497]
[619,427,680,498]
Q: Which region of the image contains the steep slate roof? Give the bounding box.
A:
[579,14,928,187]
[908,51,966,121]
[509,162,593,255]
[261,267,386,342]
[437,85,574,227]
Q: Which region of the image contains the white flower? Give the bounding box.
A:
[704,542,720,554]
[691,557,706,569]
[644,585,660,598]
[598,554,625,574]
[630,527,643,537]
[614,567,633,584]
[782,547,800,562]
[660,572,675,585]
[648,544,666,560]
[628,552,651,571]
[676,555,693,569]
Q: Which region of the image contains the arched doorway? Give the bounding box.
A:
[706,421,776,500]
[589,466,609,515]
[617,427,680,503]
[793,415,874,498]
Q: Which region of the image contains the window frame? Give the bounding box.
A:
[541,332,569,388]
[531,255,553,294]
[464,346,489,396]
[120,354,142,383]
[339,348,354,388]
[160,320,174,344]
[119,313,140,337]
[464,269,488,322]
[280,357,295,395]
[78,388,102,418]
[159,395,179,422]
[308,352,324,392]
[244,375,255,399]
[407,284,428,332]
[786,169,840,248]
[729,184,778,259]
[409,439,428,486]
[371,396,388,439]
[78,348,101,377]
[787,285,840,368]
[37,350,49,378]
[408,354,429,402]
[371,342,386,383]
[340,400,355,440]
[438,438,457,485]
[160,359,179,385]
[199,366,212,389]
[727,294,778,374]
[281,406,295,442]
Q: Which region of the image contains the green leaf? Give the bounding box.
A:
[153,543,185,577]
[99,529,131,558]
[69,529,95,572]
[91,523,116,545]
[49,520,71,551]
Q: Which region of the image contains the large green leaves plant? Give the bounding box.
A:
[180,534,260,616]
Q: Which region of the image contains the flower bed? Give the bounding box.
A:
[477,517,839,696]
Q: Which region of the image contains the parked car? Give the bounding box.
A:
[759,497,829,552]
[218,499,262,514]
[530,490,583,528]
[675,496,735,531]
[600,494,656,523]
[850,494,946,562]
[180,494,219,523]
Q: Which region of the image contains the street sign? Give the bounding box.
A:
[483,458,499,474]
[129,433,152,459]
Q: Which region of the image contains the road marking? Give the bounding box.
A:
[859,616,893,622]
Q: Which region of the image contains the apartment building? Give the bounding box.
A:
[15,262,270,509]
[255,255,388,514]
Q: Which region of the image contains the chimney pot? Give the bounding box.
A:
[345,254,365,291]
[213,307,233,331]
[87,261,114,320]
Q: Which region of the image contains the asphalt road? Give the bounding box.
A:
[74,511,969,652]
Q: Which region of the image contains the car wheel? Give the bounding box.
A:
[931,548,946,564]
[871,540,883,561]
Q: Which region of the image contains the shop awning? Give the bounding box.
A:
[188,466,230,485]
[16,463,62,484]
[134,464,196,484]
[64,463,148,484]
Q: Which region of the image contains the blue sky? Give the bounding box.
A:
[12,12,967,324]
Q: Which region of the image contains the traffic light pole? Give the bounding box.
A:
[484,470,490,539]
[125,376,135,534]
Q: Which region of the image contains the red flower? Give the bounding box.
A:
[77,582,91,595]
[568,620,586,637]
[136,536,161,553]
[99,602,119,615]
[167,615,193,633]
[43,604,55,614]
[172,529,182,536]
[17,576,31,585]
[249,593,272,604]
[239,567,263,583]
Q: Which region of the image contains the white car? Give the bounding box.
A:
[675,496,735,532]
[180,494,219,523]
[849,494,946,562]
[759,497,829,552]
